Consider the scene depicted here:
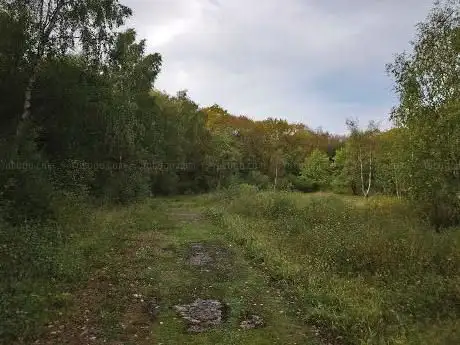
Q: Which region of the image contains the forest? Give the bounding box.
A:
[0,1,459,344]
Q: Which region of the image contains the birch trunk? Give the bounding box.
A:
[359,148,365,196]
[364,155,372,198]
[393,163,400,199]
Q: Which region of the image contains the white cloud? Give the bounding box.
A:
[122,0,435,133]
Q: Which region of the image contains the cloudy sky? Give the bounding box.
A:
[123,0,435,134]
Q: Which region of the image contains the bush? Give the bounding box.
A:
[0,190,106,342]
[300,149,331,190]
[95,168,150,204]
[0,150,55,225]
[275,177,293,191]
[289,174,317,192]
[263,193,298,219]
[246,170,271,189]
[330,175,351,194]
[226,183,259,198]
[151,171,180,196]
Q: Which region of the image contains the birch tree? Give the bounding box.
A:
[386,0,460,229]
[346,119,379,198]
[1,0,131,143]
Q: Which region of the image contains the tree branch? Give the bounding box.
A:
[42,0,68,46]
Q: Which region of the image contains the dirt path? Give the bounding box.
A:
[30,199,318,345]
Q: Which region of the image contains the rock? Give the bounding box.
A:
[174,299,224,332]
[240,315,264,330]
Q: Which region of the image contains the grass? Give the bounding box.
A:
[206,185,460,345]
[2,187,459,345]
[1,195,317,345]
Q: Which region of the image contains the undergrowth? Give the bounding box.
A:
[206,185,460,345]
[0,192,141,343]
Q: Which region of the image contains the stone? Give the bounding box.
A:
[240,315,264,330]
[174,299,224,332]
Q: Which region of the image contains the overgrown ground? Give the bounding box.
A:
[2,189,460,345]
[2,195,317,345]
[206,186,460,345]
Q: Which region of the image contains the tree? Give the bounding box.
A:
[260,118,291,189]
[1,0,132,144]
[386,0,460,229]
[207,131,242,189]
[300,148,331,191]
[345,119,379,198]
[331,146,357,194]
[372,128,410,198]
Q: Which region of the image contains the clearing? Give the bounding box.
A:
[8,191,459,345]
[25,196,319,345]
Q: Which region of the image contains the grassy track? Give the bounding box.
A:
[5,190,460,345]
[21,196,317,345]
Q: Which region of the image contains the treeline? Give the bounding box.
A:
[0,1,344,221]
[0,0,459,230]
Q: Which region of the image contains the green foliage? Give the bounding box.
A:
[0,192,92,341]
[245,170,270,189]
[3,0,132,67]
[386,0,460,229]
[0,135,55,224]
[288,174,316,192]
[275,177,294,191]
[331,144,359,194]
[300,149,331,191]
[225,183,260,200]
[214,190,460,345]
[0,0,459,342]
[96,168,150,204]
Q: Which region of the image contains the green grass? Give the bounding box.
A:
[1,195,317,345]
[2,188,459,345]
[205,186,460,345]
[0,198,147,344]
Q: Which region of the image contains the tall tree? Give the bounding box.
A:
[1,0,131,143]
[300,148,331,191]
[386,0,460,229]
[345,119,379,198]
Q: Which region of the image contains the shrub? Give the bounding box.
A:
[276,177,294,191]
[0,159,55,225]
[246,170,271,189]
[150,171,180,196]
[289,174,317,192]
[225,183,259,199]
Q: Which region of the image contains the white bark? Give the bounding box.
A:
[20,75,36,121]
[359,148,365,196]
[393,163,401,199]
[359,147,372,198]
[365,154,372,198]
[16,0,67,139]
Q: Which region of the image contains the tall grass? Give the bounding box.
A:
[207,186,460,345]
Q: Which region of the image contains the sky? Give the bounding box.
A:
[122,0,436,134]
